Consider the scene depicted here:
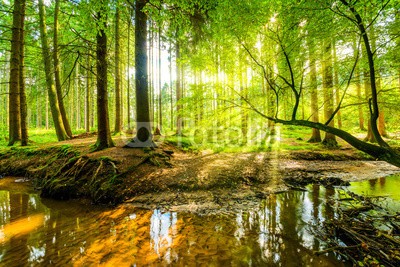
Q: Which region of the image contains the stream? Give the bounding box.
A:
[0,175,399,266]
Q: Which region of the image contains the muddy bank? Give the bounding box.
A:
[124,151,400,213]
[0,138,399,210]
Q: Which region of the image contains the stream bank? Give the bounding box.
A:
[0,136,399,211]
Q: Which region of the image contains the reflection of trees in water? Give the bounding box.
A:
[312,184,321,252]
[4,193,30,265]
[150,210,178,263]
[0,188,346,266]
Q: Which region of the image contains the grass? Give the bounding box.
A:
[0,128,89,148]
[163,125,326,153]
[2,124,393,154]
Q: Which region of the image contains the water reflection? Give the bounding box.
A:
[0,179,351,266]
[348,175,400,211]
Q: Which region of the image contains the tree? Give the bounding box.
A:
[175,41,183,136]
[19,0,28,146]
[8,0,25,146]
[307,35,321,143]
[125,0,154,147]
[94,1,114,150]
[54,0,73,138]
[114,4,122,133]
[321,38,337,147]
[38,0,70,141]
[211,0,400,167]
[339,0,388,148]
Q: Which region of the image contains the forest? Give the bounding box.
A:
[0,0,399,156]
[0,0,400,266]
[0,1,400,155]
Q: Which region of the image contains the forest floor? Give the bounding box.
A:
[1,133,399,213]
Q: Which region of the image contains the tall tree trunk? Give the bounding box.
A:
[356,64,365,131]
[353,38,365,131]
[19,0,28,146]
[149,23,154,125]
[307,37,321,143]
[169,42,174,131]
[176,42,183,135]
[157,26,163,133]
[363,47,375,142]
[333,39,342,129]
[54,0,72,138]
[128,0,153,146]
[8,0,24,146]
[127,11,131,130]
[85,55,90,133]
[322,39,337,147]
[38,0,69,141]
[239,50,248,144]
[75,64,80,130]
[114,5,122,133]
[95,5,114,150]
[370,24,387,138]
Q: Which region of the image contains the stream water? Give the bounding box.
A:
[0,175,399,266]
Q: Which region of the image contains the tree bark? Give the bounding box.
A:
[176,41,183,135]
[38,0,69,141]
[370,24,387,138]
[322,38,337,147]
[307,36,321,143]
[114,5,122,133]
[75,64,80,129]
[127,10,132,130]
[127,0,153,146]
[353,38,365,131]
[8,0,24,146]
[85,55,90,133]
[19,0,28,146]
[157,26,163,133]
[54,0,73,138]
[333,39,342,129]
[95,6,114,150]
[169,42,174,131]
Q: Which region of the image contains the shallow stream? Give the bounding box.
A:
[0,175,399,266]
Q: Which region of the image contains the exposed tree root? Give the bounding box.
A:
[0,144,174,205]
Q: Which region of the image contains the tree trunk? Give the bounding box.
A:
[176,42,183,136]
[8,0,24,146]
[363,59,375,142]
[149,23,154,125]
[333,39,342,129]
[75,64,80,130]
[158,26,163,133]
[127,0,153,147]
[354,38,365,131]
[370,24,388,138]
[356,64,365,130]
[54,0,73,138]
[307,36,321,143]
[38,0,69,141]
[114,5,122,133]
[127,11,132,130]
[94,5,114,150]
[322,39,337,147]
[85,55,90,133]
[239,50,248,144]
[19,0,28,146]
[169,42,174,131]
